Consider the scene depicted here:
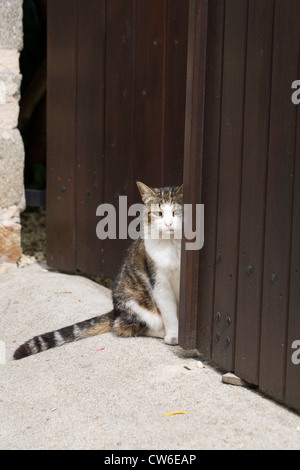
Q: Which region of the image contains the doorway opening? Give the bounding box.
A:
[19,0,47,263]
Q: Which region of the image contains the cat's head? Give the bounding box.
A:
[137,182,183,240]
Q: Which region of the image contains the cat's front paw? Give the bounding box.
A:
[164,335,178,345]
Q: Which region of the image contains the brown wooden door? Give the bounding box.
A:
[47,0,188,279]
[180,0,300,412]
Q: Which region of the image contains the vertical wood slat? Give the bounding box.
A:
[163,0,189,186]
[103,0,136,279]
[76,0,106,277]
[105,0,135,203]
[259,0,300,401]
[234,0,275,385]
[179,0,208,350]
[196,0,225,358]
[47,0,77,272]
[285,101,300,412]
[211,0,248,371]
[134,0,167,188]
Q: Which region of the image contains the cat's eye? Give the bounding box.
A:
[173,208,182,216]
[152,211,163,218]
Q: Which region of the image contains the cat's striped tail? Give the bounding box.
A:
[13,310,114,360]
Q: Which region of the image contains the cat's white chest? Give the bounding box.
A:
[145,238,181,270]
[145,238,181,301]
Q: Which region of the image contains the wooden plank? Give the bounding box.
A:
[76,0,106,277]
[163,0,189,187]
[234,0,275,385]
[211,0,248,371]
[195,0,225,359]
[105,0,135,205]
[102,0,136,279]
[179,0,208,350]
[134,0,167,187]
[285,99,300,412]
[46,0,77,272]
[259,0,300,401]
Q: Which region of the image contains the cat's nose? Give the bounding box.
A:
[164,220,173,227]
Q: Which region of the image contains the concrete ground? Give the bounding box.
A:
[0,260,300,450]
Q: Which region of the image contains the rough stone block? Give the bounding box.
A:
[0,204,23,226]
[0,49,20,73]
[0,222,22,263]
[0,101,20,129]
[0,70,21,103]
[0,129,25,209]
[0,0,23,50]
[222,372,249,387]
[0,70,21,128]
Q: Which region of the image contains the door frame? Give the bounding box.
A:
[179,0,208,350]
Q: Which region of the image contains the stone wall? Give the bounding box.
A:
[0,0,25,264]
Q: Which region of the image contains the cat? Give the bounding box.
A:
[13,182,183,360]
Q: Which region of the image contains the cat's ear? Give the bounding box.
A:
[176,184,183,194]
[136,181,156,202]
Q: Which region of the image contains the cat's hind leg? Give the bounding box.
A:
[113,299,165,339]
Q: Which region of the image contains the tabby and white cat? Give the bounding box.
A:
[13,182,183,360]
